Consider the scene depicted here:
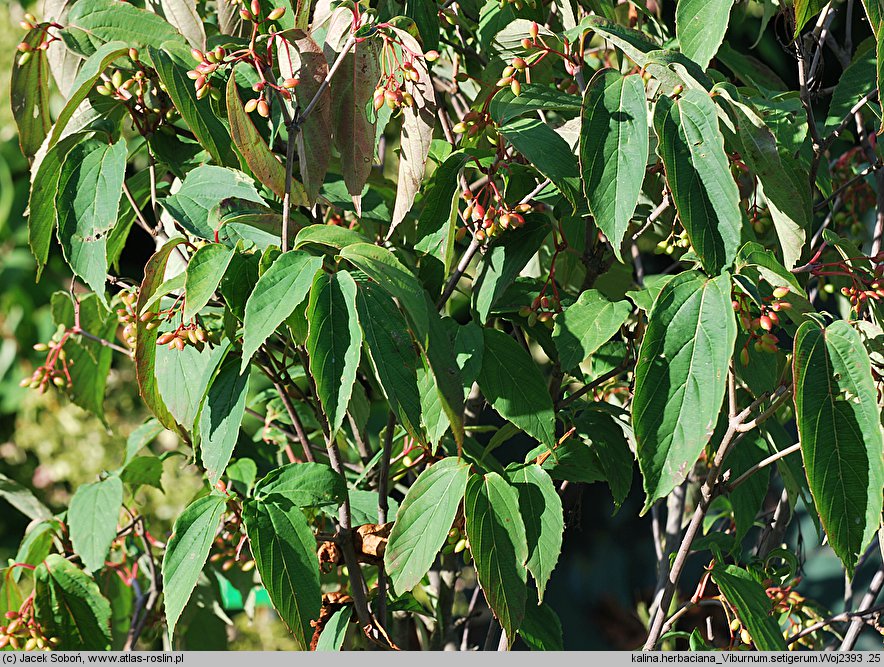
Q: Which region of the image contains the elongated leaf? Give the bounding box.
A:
[226,75,298,201]
[389,27,437,234]
[793,320,884,575]
[243,496,321,650]
[278,31,332,205]
[490,85,583,126]
[712,564,787,650]
[355,282,424,443]
[254,462,347,507]
[11,27,52,157]
[579,70,648,260]
[162,494,227,642]
[552,289,631,371]
[151,47,238,168]
[34,555,112,650]
[306,271,362,435]
[464,473,528,645]
[633,271,736,510]
[675,0,734,70]
[794,0,825,37]
[56,138,128,303]
[199,359,250,485]
[0,473,52,520]
[156,340,230,431]
[184,244,234,321]
[654,91,741,274]
[825,38,877,132]
[315,607,352,651]
[241,251,323,368]
[63,0,184,55]
[519,590,564,651]
[506,464,563,602]
[478,329,555,450]
[68,476,123,572]
[385,458,470,594]
[575,406,635,510]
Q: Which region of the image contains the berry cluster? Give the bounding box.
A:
[497,56,527,97]
[733,286,791,363]
[461,188,530,243]
[20,340,72,394]
[452,110,492,138]
[441,523,470,562]
[655,228,692,255]
[518,293,560,329]
[116,289,157,350]
[0,597,58,651]
[16,14,60,67]
[156,324,209,352]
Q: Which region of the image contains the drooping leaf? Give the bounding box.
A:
[199,359,251,485]
[464,473,528,645]
[633,271,736,510]
[552,289,631,371]
[579,70,648,260]
[506,464,563,602]
[654,90,741,274]
[254,462,347,508]
[675,0,735,70]
[519,590,564,651]
[34,555,112,650]
[11,26,52,158]
[162,493,227,642]
[183,243,235,321]
[712,564,787,650]
[56,137,128,304]
[241,251,323,369]
[793,320,884,575]
[0,473,52,521]
[824,38,877,133]
[68,476,123,572]
[243,496,321,650]
[478,329,555,450]
[385,457,470,594]
[574,406,635,510]
[120,455,165,491]
[489,85,583,126]
[306,271,362,435]
[156,340,230,431]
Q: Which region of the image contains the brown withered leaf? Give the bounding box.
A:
[277,30,333,205]
[317,540,341,572]
[387,27,436,238]
[309,592,353,651]
[354,522,392,562]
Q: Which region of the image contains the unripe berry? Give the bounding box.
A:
[759,315,773,331]
[267,6,286,20]
[772,286,790,299]
[521,38,533,49]
[239,8,252,21]
[283,78,299,89]
[250,0,261,17]
[244,98,258,113]
[529,22,539,39]
[512,57,527,70]
[191,48,204,62]
[425,50,440,62]
[257,99,271,117]
[510,79,521,96]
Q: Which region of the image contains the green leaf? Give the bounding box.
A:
[294,224,371,253]
[339,243,429,343]
[385,457,470,594]
[241,250,323,369]
[56,138,128,303]
[199,359,250,485]
[711,564,787,650]
[862,0,884,39]
[162,166,265,240]
[0,472,52,520]
[306,271,362,435]
[552,289,631,371]
[824,38,877,133]
[14,521,59,577]
[464,472,528,645]
[11,27,52,157]
[154,0,205,50]
[46,41,129,149]
[633,271,736,510]
[242,496,321,650]
[518,588,564,650]
[156,340,230,432]
[506,464,563,602]
[654,90,741,274]
[315,606,352,651]
[794,0,825,37]
[355,281,424,443]
[254,462,347,507]
[722,433,769,541]
[151,46,238,168]
[120,456,165,491]
[575,407,634,510]
[63,0,184,56]
[498,117,581,208]
[68,476,123,572]
[162,493,227,642]
[675,0,734,70]
[792,320,884,575]
[490,84,582,126]
[580,70,648,260]
[34,554,112,650]
[478,329,555,450]
[184,244,235,321]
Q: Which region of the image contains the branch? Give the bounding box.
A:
[294,35,356,132]
[727,442,801,491]
[558,360,629,409]
[376,411,396,628]
[787,604,884,647]
[839,563,884,650]
[821,89,879,150]
[814,162,884,211]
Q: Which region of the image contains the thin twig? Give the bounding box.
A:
[633,195,671,241]
[788,604,884,646]
[122,181,156,238]
[727,442,801,491]
[559,361,628,408]
[821,89,879,150]
[839,564,884,650]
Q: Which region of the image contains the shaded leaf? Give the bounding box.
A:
[69,476,123,572]
[199,359,250,485]
[712,564,787,650]
[552,289,631,371]
[254,462,347,508]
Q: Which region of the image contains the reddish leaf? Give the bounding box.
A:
[11,27,52,158]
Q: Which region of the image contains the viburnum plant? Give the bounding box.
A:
[6,0,884,652]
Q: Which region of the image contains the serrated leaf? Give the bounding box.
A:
[34,555,112,650]
[385,457,470,594]
[241,250,322,368]
[552,289,631,371]
[579,70,648,260]
[633,271,736,510]
[63,0,184,56]
[306,271,362,435]
[506,464,562,602]
[478,329,555,450]
[464,473,528,645]
[242,496,321,650]
[184,243,235,321]
[69,476,123,572]
[11,27,52,158]
[675,0,734,70]
[825,38,877,132]
[793,320,884,575]
[654,90,741,274]
[199,359,250,485]
[162,494,226,642]
[518,588,564,650]
[254,462,347,507]
[575,407,634,510]
[712,564,787,650]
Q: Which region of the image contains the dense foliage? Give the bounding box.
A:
[4,0,884,652]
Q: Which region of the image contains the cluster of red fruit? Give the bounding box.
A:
[0,600,58,651]
[117,290,157,350]
[517,293,560,328]
[461,189,530,242]
[733,286,791,362]
[840,281,884,309]
[20,341,72,394]
[156,324,210,352]
[451,109,492,138]
[373,60,420,111]
[16,14,56,66]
